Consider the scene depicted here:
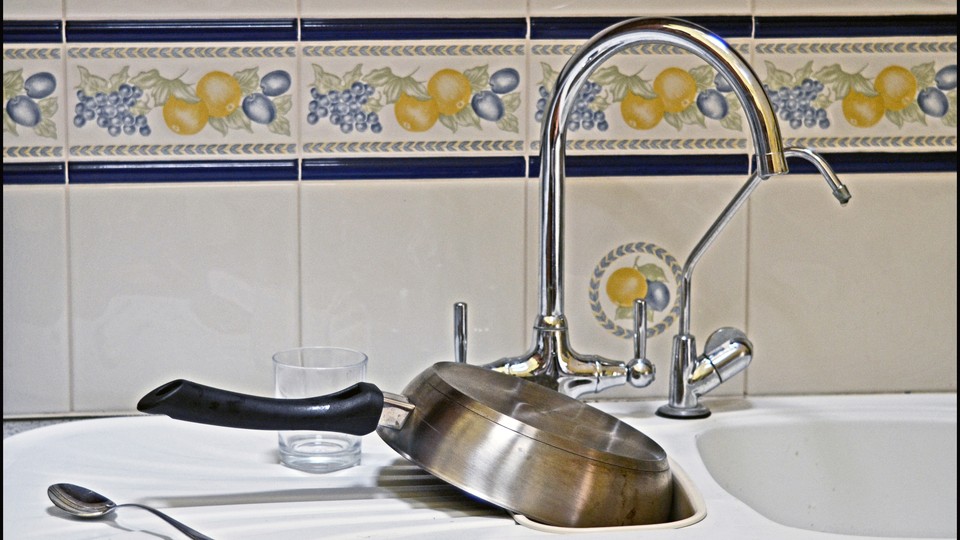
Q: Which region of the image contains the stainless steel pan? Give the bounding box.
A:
[137,362,672,528]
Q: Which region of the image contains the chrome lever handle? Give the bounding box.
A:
[454,302,467,363]
[633,298,647,360]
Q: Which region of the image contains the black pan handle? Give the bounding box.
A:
[137,379,384,436]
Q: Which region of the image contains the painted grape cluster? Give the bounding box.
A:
[74,84,152,137]
[308,82,381,134]
[534,81,609,132]
[763,78,831,130]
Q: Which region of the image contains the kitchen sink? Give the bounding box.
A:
[695,396,957,538]
[5,393,956,539]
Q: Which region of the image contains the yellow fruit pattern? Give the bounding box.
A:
[653,67,698,113]
[162,96,209,135]
[841,91,885,128]
[873,66,918,112]
[620,91,665,130]
[195,71,242,118]
[394,93,440,132]
[603,256,673,323]
[427,69,472,116]
[606,266,648,308]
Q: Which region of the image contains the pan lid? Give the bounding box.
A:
[421,362,668,472]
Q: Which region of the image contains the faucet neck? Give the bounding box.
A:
[538,17,787,320]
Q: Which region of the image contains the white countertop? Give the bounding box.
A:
[4,394,956,540]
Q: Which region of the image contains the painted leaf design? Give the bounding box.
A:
[233,67,260,95]
[3,69,24,102]
[76,67,110,95]
[463,65,488,93]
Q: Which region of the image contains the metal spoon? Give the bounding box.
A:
[47,483,214,540]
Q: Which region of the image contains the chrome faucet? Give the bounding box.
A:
[449,17,792,398]
[655,147,850,418]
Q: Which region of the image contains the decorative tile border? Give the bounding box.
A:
[2,15,957,172]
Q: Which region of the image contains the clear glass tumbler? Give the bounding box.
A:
[273,346,368,473]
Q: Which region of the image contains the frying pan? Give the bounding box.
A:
[137,361,672,528]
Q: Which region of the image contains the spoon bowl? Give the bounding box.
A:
[47,483,213,540]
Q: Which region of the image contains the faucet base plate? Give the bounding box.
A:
[656,403,712,419]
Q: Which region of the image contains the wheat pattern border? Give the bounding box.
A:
[3,146,64,159]
[68,46,296,59]
[69,143,296,157]
[4,48,61,60]
[302,45,524,57]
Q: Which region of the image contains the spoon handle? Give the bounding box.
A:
[118,503,214,540]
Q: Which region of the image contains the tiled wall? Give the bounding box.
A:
[3,1,956,416]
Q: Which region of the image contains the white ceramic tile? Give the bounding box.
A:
[529,0,751,17]
[3,186,71,415]
[299,178,527,390]
[300,0,525,18]
[2,0,62,19]
[747,172,957,394]
[68,182,300,412]
[65,0,297,19]
[3,45,66,162]
[66,43,297,160]
[754,0,956,16]
[523,174,753,400]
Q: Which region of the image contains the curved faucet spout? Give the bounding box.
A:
[539,18,787,321]
[485,17,788,397]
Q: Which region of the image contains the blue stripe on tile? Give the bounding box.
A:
[68,160,298,184]
[301,18,527,41]
[528,154,752,177]
[755,15,958,38]
[2,20,63,43]
[786,152,957,175]
[65,19,297,43]
[3,162,66,185]
[302,157,526,180]
[530,16,753,40]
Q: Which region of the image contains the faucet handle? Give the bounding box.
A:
[633,298,647,360]
[454,302,467,363]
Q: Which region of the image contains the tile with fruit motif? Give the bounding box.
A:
[65,43,297,160]
[529,39,752,155]
[300,41,526,157]
[3,45,65,161]
[754,36,957,153]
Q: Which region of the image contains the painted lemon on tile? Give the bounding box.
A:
[427,69,472,116]
[841,90,885,128]
[874,65,917,112]
[394,92,440,132]
[196,71,242,118]
[606,266,649,308]
[621,91,665,130]
[653,67,698,113]
[163,96,210,135]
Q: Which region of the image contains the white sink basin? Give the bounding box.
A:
[696,396,957,538]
